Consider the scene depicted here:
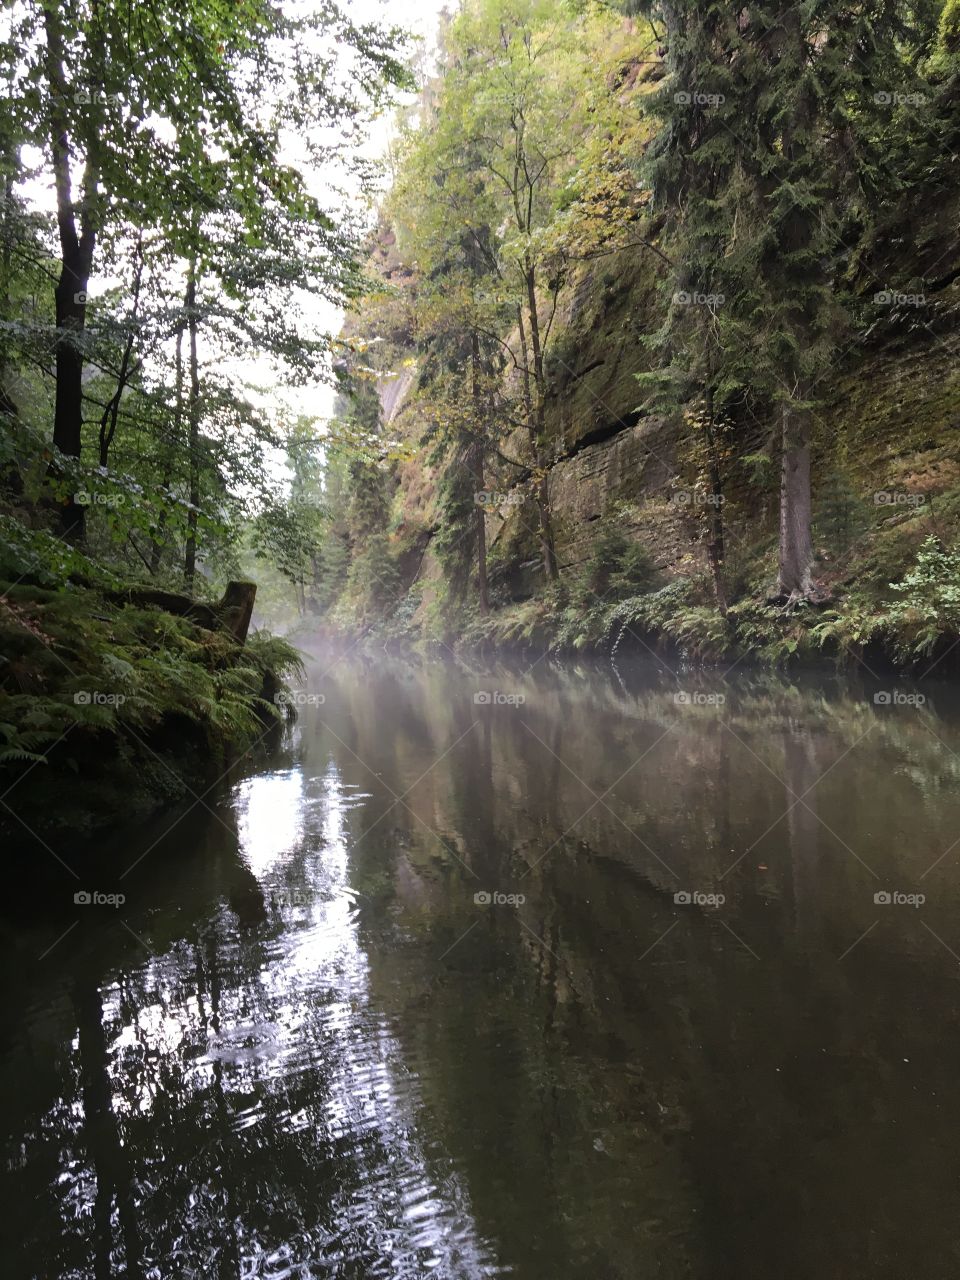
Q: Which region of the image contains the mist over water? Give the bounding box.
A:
[4,648,960,1278]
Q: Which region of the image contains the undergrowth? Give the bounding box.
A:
[0,580,303,842]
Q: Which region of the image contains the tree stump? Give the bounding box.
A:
[114,580,257,642]
[218,581,257,643]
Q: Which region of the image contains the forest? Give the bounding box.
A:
[299,0,960,672]
[0,0,958,828]
[4,4,960,1277]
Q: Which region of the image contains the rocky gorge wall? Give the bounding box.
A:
[344,198,960,652]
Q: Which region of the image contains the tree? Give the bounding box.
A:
[393,0,650,584]
[3,0,408,548]
[646,0,942,603]
[251,421,327,615]
[642,1,742,612]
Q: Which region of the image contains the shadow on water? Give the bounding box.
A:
[3,646,960,1277]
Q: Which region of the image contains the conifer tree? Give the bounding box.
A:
[648,0,941,602]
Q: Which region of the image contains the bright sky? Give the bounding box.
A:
[4,0,449,445]
[256,0,449,427]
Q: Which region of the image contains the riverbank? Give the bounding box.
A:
[0,577,302,847]
[291,231,960,672]
[300,496,960,678]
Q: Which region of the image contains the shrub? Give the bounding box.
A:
[884,535,960,658]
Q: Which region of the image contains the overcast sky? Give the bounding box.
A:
[2,0,448,468]
[262,0,448,427]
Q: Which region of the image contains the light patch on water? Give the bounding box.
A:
[236,770,305,874]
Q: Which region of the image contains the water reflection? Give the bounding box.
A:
[3,747,499,1277]
[4,651,960,1277]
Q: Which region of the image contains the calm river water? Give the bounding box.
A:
[4,648,960,1278]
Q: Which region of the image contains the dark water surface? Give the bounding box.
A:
[4,648,960,1278]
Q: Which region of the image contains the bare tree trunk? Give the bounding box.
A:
[519,281,559,582]
[0,166,24,494]
[183,263,200,589]
[777,395,814,600]
[535,469,558,579]
[43,2,101,542]
[219,580,257,642]
[0,167,14,396]
[774,23,818,605]
[470,333,489,613]
[702,385,727,615]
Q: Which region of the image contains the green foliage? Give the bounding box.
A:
[0,0,408,590]
[167,0,955,683]
[346,533,402,620]
[0,579,303,837]
[885,536,960,658]
[570,519,660,606]
[0,512,117,589]
[815,472,869,559]
[314,531,352,612]
[383,0,656,596]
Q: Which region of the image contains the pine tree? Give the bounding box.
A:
[648,0,941,603]
[644,2,744,613]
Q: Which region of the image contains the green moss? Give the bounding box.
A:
[0,581,303,845]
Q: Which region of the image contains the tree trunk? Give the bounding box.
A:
[43,2,100,542]
[183,264,201,588]
[470,333,489,613]
[703,385,727,615]
[219,580,257,642]
[520,277,559,581]
[773,15,818,604]
[777,398,814,600]
[536,469,559,580]
[98,235,144,467]
[0,167,24,495]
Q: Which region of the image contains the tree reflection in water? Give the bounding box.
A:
[4,651,960,1278]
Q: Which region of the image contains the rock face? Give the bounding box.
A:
[380,366,417,427]
[365,201,960,618]
[474,414,698,596]
[538,416,686,570]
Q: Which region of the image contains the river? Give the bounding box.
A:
[4,647,960,1278]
